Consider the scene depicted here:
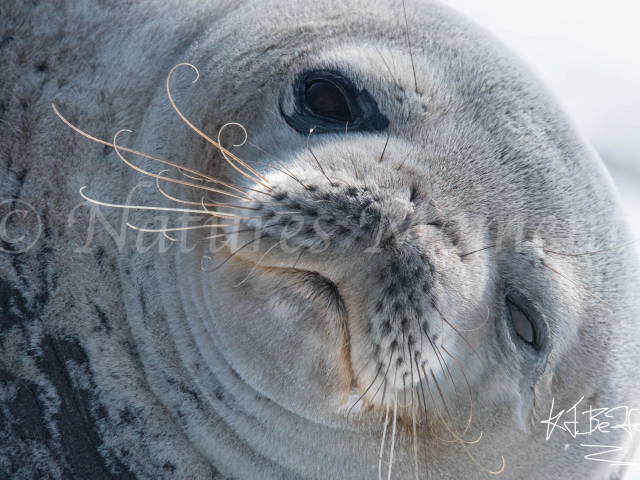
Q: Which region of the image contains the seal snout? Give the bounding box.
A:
[233,173,416,257]
[221,167,450,411]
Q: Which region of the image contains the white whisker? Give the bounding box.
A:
[234,241,281,287]
[379,403,390,480]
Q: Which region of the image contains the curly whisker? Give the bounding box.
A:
[52,104,257,197]
[166,64,271,190]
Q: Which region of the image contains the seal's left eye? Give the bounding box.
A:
[281,70,389,135]
[306,80,352,122]
[507,297,538,348]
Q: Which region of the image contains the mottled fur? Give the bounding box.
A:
[1,0,639,478]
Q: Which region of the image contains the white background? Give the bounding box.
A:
[437,0,640,477]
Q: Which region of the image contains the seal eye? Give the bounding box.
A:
[281,70,389,134]
[305,80,352,122]
[507,297,538,348]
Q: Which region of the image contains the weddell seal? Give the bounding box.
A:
[1,0,640,478]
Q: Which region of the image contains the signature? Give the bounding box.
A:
[541,397,640,466]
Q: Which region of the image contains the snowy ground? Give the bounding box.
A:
[436,0,640,476]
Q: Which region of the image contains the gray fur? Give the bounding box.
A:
[1,0,639,478]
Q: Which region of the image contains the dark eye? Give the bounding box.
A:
[507,296,538,348]
[306,80,352,122]
[281,71,389,135]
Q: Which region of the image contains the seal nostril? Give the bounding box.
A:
[401,317,409,332]
[409,186,418,203]
[381,320,392,336]
[360,198,372,209]
[346,186,358,197]
[274,191,288,201]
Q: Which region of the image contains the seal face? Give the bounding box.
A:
[2,0,640,478]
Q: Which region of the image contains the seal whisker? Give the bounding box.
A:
[411,385,419,480]
[291,247,307,269]
[423,329,457,395]
[234,240,282,287]
[405,342,422,479]
[158,168,279,201]
[344,121,362,180]
[431,341,458,396]
[424,364,481,444]
[413,354,430,480]
[387,364,399,480]
[378,51,397,164]
[401,328,412,370]
[423,367,482,446]
[350,354,376,383]
[401,0,419,93]
[245,142,310,190]
[202,195,281,208]
[378,402,391,480]
[441,346,478,442]
[459,244,497,258]
[176,167,204,182]
[539,261,615,308]
[264,108,338,192]
[306,127,337,188]
[154,171,263,211]
[396,143,418,171]
[109,129,257,206]
[423,367,456,443]
[201,236,263,273]
[79,187,238,219]
[126,223,231,234]
[437,276,491,332]
[217,122,273,190]
[52,104,258,197]
[200,233,227,241]
[425,371,505,475]
[426,367,503,473]
[407,330,415,413]
[347,362,384,425]
[431,302,483,364]
[544,237,640,257]
[455,307,490,333]
[166,64,271,189]
[199,228,256,243]
[403,373,408,422]
[370,356,394,406]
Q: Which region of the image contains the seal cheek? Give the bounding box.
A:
[209,260,353,420]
